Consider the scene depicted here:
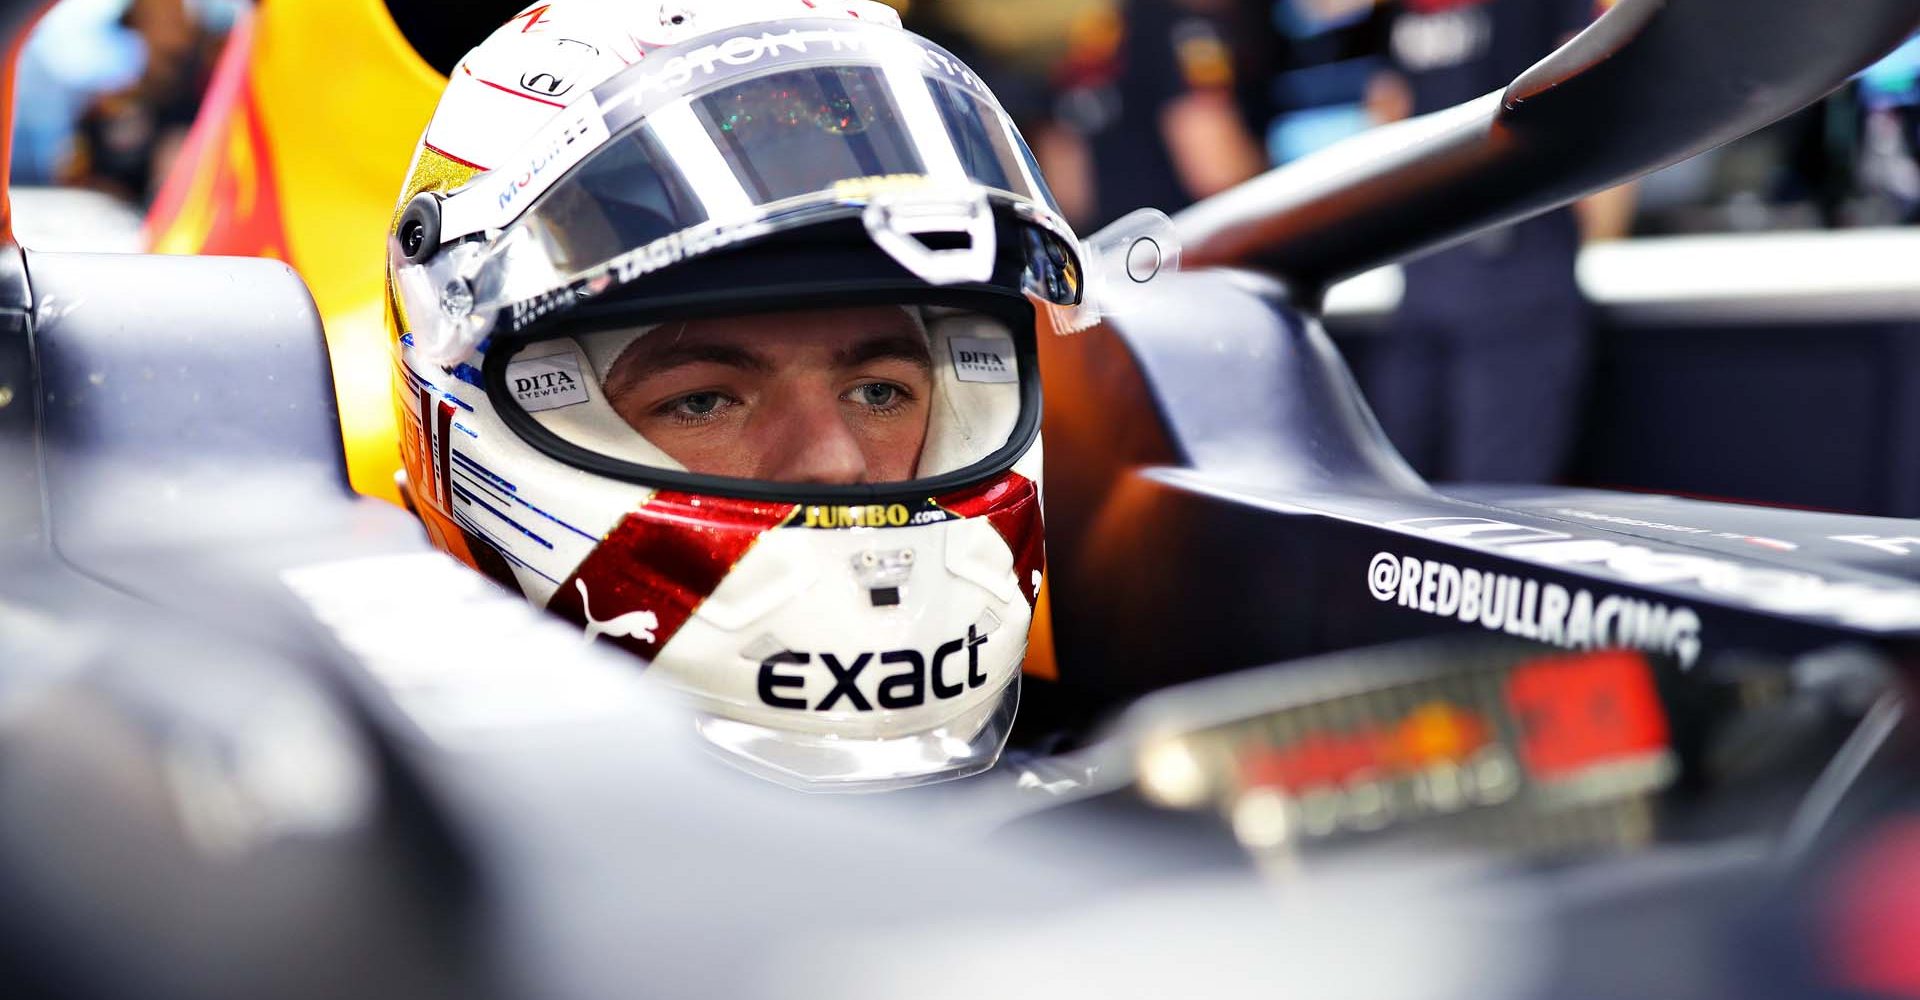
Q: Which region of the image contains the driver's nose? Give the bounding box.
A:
[762,394,867,485]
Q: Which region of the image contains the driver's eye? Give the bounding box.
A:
[682,392,724,414]
[666,391,730,419]
[853,383,900,408]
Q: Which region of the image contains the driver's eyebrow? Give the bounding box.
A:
[621,342,775,379]
[834,333,932,371]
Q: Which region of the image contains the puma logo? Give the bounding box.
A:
[576,579,659,645]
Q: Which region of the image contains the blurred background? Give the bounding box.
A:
[12,0,242,246]
[12,0,1920,511]
[16,1,1920,239]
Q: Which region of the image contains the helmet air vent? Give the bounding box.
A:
[862,188,998,287]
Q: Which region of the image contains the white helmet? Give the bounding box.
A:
[386,0,1086,790]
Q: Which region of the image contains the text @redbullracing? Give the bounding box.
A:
[1368,552,1704,668]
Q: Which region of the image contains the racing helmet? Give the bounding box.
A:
[386,0,1084,791]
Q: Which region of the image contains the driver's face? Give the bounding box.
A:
[603,307,933,484]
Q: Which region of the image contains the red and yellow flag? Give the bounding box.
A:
[148,0,447,505]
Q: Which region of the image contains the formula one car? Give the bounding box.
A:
[6,0,1920,997]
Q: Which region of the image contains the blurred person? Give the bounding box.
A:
[1259,0,1394,165]
[1364,0,1626,483]
[11,0,151,184]
[64,0,237,203]
[1856,33,1920,223]
[1050,0,1267,230]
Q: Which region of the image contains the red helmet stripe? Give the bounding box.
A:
[939,473,1045,607]
[547,492,798,661]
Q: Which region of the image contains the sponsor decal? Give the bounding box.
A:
[1393,517,1920,632]
[1550,508,1798,551]
[520,38,599,98]
[577,580,659,645]
[1229,649,1673,841]
[1240,701,1497,794]
[1238,705,1521,838]
[509,286,579,330]
[606,26,994,122]
[1367,551,1703,667]
[1832,535,1920,557]
[493,100,609,217]
[949,336,1017,384]
[1506,650,1671,781]
[507,219,771,330]
[797,502,949,529]
[605,219,770,285]
[1551,508,1711,535]
[506,354,589,412]
[758,626,991,711]
[824,29,992,97]
[630,29,818,98]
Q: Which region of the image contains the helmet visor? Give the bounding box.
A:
[522,60,1050,273]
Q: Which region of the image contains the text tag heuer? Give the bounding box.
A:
[507,354,590,412]
[950,337,1016,384]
